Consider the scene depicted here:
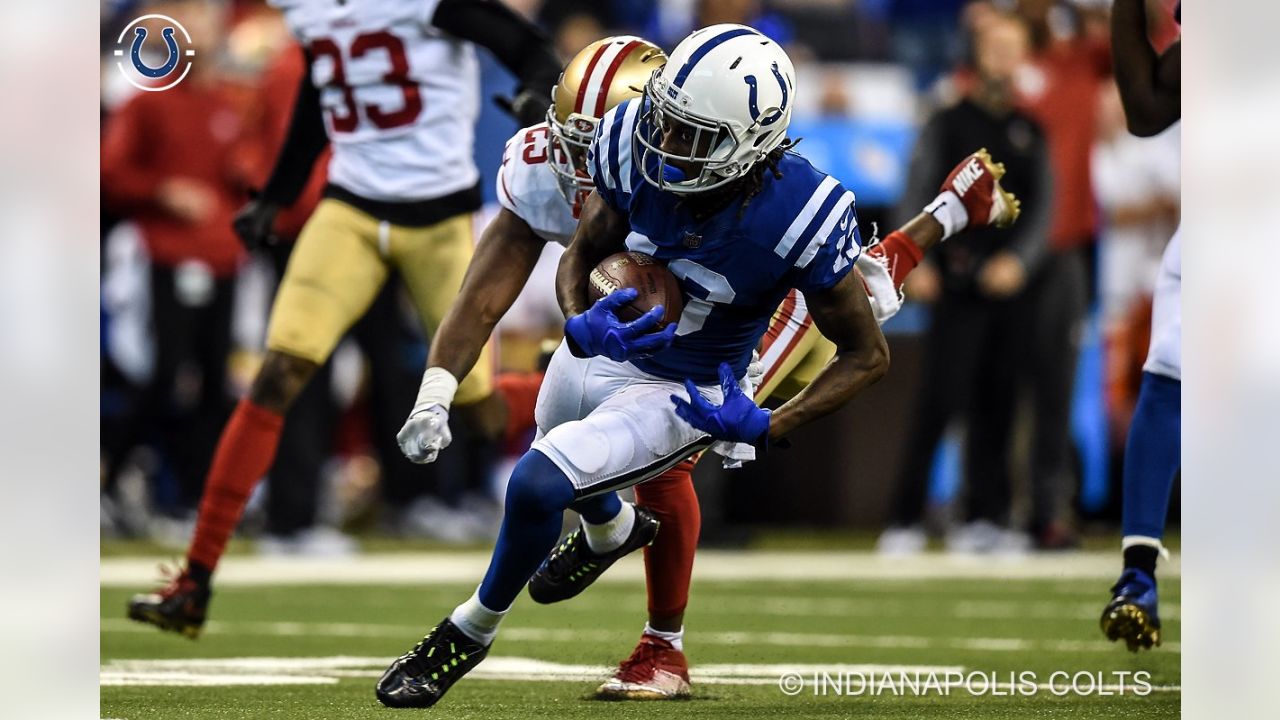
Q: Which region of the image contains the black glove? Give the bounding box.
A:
[232,196,281,251]
[494,87,552,127]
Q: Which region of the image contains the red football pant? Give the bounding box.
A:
[187,398,284,572]
[633,459,700,621]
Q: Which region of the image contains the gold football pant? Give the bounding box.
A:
[755,290,836,402]
[265,198,492,404]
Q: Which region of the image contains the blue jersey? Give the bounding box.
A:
[587,98,862,384]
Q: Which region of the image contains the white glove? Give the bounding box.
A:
[396,404,453,464]
[746,350,765,393]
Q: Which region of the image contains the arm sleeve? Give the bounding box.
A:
[1006,133,1054,274]
[259,48,329,206]
[431,0,560,95]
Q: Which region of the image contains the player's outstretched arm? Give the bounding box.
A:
[399,209,544,463]
[1111,0,1181,137]
[768,272,889,440]
[430,208,545,380]
[557,192,631,318]
[431,0,561,126]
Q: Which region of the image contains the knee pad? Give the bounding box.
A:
[505,450,576,516]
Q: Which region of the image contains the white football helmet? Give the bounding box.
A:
[636,24,796,194]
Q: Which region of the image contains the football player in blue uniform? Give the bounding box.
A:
[1099,0,1181,653]
[376,24,1019,707]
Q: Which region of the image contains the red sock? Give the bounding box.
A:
[634,459,700,622]
[187,399,284,573]
[867,230,925,289]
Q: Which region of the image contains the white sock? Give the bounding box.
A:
[583,502,636,554]
[449,589,508,646]
[644,622,684,652]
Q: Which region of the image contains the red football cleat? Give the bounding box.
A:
[596,633,692,700]
[938,148,1021,231]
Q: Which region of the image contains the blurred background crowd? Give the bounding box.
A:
[99,0,1182,556]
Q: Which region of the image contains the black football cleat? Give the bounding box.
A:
[528,505,660,604]
[376,618,490,708]
[1100,568,1162,652]
[126,566,211,639]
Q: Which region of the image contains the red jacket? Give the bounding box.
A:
[1017,36,1113,249]
[102,81,246,277]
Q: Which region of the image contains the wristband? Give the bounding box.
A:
[924,190,969,240]
[412,367,459,414]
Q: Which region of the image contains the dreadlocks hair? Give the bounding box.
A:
[684,137,802,221]
[737,137,802,217]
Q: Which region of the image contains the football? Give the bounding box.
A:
[587,251,683,328]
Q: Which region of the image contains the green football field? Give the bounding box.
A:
[101,550,1180,719]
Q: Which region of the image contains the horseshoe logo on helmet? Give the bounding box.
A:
[743,62,789,127]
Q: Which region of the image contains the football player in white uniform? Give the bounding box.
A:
[387,30,1020,705]
[1099,0,1181,653]
[127,0,561,639]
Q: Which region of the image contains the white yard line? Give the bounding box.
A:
[100,618,1179,654]
[99,655,1180,693]
[100,551,1179,587]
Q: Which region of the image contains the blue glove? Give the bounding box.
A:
[670,362,771,447]
[565,288,677,362]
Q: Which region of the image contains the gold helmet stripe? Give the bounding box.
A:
[576,38,644,118]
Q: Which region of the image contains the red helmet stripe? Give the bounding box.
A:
[591,40,642,118]
[574,42,612,115]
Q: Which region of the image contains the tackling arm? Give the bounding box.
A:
[427,208,546,381]
[1111,0,1181,137]
[399,208,544,462]
[767,272,890,440]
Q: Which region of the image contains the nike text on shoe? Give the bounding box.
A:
[126,566,210,640]
[527,506,660,604]
[940,147,1022,230]
[376,618,490,708]
[1100,568,1162,652]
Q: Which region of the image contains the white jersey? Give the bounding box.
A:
[495,123,579,246]
[271,0,480,202]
